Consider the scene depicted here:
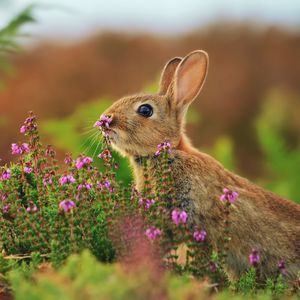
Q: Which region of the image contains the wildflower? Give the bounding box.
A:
[249,249,260,266]
[11,143,30,155]
[278,260,287,275]
[77,183,92,192]
[59,174,75,185]
[59,200,75,212]
[145,199,155,209]
[154,141,172,157]
[0,192,8,201]
[45,145,56,157]
[2,203,10,214]
[43,174,53,186]
[26,205,38,213]
[24,163,33,174]
[0,169,11,180]
[97,179,113,192]
[98,149,112,161]
[75,155,93,170]
[171,208,188,225]
[145,227,161,240]
[64,154,73,165]
[20,114,37,135]
[209,261,218,272]
[193,230,207,242]
[220,187,239,204]
[94,115,112,129]
[20,125,28,134]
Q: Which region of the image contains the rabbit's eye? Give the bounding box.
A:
[137,104,153,118]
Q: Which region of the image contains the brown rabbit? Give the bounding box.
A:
[99,50,300,281]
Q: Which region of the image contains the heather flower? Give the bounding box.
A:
[98,149,112,160]
[20,114,37,134]
[75,155,93,169]
[59,200,75,212]
[193,230,207,242]
[0,169,11,180]
[249,249,260,266]
[220,187,239,204]
[43,174,53,186]
[278,260,287,275]
[2,203,10,214]
[64,155,73,165]
[24,163,33,174]
[26,205,38,213]
[94,115,112,129]
[45,145,56,157]
[145,227,161,240]
[20,125,28,134]
[77,183,92,192]
[59,174,75,185]
[145,199,155,210]
[171,209,188,225]
[154,141,172,157]
[209,261,218,272]
[11,143,30,155]
[97,179,113,192]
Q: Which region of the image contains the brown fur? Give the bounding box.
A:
[100,50,300,281]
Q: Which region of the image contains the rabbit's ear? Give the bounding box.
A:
[158,57,182,95]
[173,50,208,110]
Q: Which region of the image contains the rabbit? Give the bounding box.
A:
[99,50,300,281]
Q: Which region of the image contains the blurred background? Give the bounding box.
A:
[1,0,300,202]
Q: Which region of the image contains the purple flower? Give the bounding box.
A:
[43,174,53,186]
[59,175,75,185]
[171,209,188,225]
[97,179,113,192]
[209,261,218,272]
[278,260,287,275]
[249,249,260,267]
[193,230,207,242]
[20,125,28,134]
[145,199,155,210]
[0,169,11,180]
[64,155,73,165]
[145,227,161,240]
[59,200,75,212]
[2,203,10,214]
[154,141,172,157]
[77,183,92,191]
[24,163,33,174]
[75,156,93,170]
[94,115,112,129]
[220,187,239,204]
[11,143,30,155]
[98,149,112,161]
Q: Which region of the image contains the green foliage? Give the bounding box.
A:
[234,267,257,294]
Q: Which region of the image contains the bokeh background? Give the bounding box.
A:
[1,0,300,202]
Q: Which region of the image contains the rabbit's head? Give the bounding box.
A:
[100,50,208,157]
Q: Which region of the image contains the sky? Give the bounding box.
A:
[0,0,300,41]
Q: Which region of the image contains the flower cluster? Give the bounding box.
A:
[171,209,188,225]
[94,115,112,129]
[59,174,75,185]
[24,162,33,174]
[11,143,30,155]
[75,156,93,170]
[19,115,37,135]
[193,230,207,242]
[249,249,260,266]
[0,169,11,180]
[59,200,76,213]
[139,197,155,210]
[154,141,172,157]
[98,149,112,161]
[145,227,161,240]
[97,179,113,192]
[220,187,239,204]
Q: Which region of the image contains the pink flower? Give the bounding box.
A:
[94,115,112,129]
[171,209,188,225]
[98,149,112,160]
[75,156,93,170]
[249,249,260,266]
[220,187,239,204]
[59,175,75,185]
[193,230,207,242]
[20,125,28,134]
[26,205,38,213]
[77,183,92,191]
[154,141,172,157]
[64,155,73,165]
[43,174,53,186]
[97,179,113,192]
[0,169,11,180]
[11,143,30,155]
[145,227,161,240]
[59,200,75,212]
[24,163,33,174]
[2,203,10,214]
